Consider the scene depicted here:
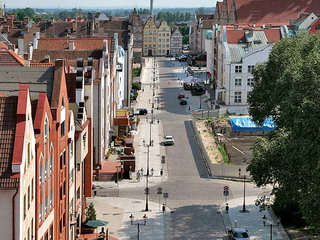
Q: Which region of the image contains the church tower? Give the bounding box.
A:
[150,0,154,17]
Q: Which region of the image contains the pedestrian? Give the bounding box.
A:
[226,203,229,213]
[160,168,163,176]
[162,203,166,213]
[136,171,140,181]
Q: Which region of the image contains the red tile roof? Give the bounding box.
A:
[37,37,112,51]
[0,96,19,189]
[264,29,282,42]
[235,0,320,25]
[0,49,25,66]
[226,29,246,43]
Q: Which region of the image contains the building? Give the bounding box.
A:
[129,9,144,48]
[143,17,158,56]
[213,0,320,26]
[157,20,171,56]
[0,84,36,240]
[208,26,282,106]
[170,28,183,55]
[0,61,72,240]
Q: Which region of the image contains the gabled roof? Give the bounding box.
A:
[234,0,320,25]
[0,96,19,189]
[0,49,25,66]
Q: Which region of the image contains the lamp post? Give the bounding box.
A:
[145,145,150,211]
[262,215,280,240]
[129,214,147,240]
[238,168,248,213]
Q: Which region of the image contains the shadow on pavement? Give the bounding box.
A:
[117,204,227,240]
[184,120,211,179]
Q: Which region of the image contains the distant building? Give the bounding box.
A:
[143,17,158,56]
[129,9,144,48]
[170,28,183,55]
[157,20,171,56]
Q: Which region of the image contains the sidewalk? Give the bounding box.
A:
[220,196,290,240]
[92,58,169,240]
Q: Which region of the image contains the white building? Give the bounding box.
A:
[208,25,282,106]
[170,28,183,55]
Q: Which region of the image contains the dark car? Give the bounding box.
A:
[180,98,187,105]
[134,108,148,115]
[166,54,174,58]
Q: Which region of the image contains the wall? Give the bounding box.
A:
[0,190,16,240]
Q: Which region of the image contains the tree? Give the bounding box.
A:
[248,33,320,231]
[86,203,97,221]
[195,7,205,15]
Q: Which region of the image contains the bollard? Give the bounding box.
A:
[226,203,229,213]
[162,204,166,213]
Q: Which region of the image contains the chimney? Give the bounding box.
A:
[23,17,29,25]
[50,17,54,25]
[54,59,65,67]
[44,55,50,63]
[69,40,75,50]
[72,21,77,32]
[3,25,9,33]
[7,18,13,28]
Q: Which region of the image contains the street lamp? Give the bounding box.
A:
[262,215,280,240]
[129,214,147,240]
[238,168,249,213]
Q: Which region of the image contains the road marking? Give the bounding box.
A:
[231,145,245,155]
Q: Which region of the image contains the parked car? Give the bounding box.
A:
[134,108,148,115]
[166,54,174,58]
[180,98,187,105]
[177,93,185,99]
[227,228,250,240]
[164,136,174,145]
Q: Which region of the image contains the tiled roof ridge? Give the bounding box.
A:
[8,50,26,66]
[30,62,54,67]
[40,37,113,40]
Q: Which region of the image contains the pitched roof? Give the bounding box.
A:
[0,49,25,66]
[234,0,320,25]
[0,96,19,189]
[0,67,55,99]
[38,21,88,38]
[32,49,103,62]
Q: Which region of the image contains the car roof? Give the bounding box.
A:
[165,136,173,138]
[233,228,247,232]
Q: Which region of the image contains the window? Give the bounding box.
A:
[77,187,80,199]
[24,194,26,219]
[49,190,53,208]
[234,92,242,103]
[27,186,30,209]
[235,65,242,73]
[83,133,87,148]
[315,24,320,30]
[39,165,43,184]
[39,203,42,221]
[69,169,74,184]
[248,65,254,73]
[69,141,73,157]
[31,178,34,200]
[49,154,53,172]
[44,117,49,140]
[31,218,34,239]
[45,159,48,178]
[235,78,242,86]
[27,142,30,166]
[60,121,65,136]
[247,77,254,87]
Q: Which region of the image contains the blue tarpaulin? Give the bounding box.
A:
[230,117,276,132]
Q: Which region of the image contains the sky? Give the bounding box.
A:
[5,0,218,9]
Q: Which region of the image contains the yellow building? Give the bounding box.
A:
[143,17,158,56]
[157,20,171,56]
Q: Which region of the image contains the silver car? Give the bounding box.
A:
[227,228,250,240]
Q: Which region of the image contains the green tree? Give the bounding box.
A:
[86,203,97,221]
[248,33,320,231]
[195,7,205,15]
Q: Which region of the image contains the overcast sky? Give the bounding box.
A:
[6,0,217,9]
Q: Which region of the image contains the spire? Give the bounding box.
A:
[150,0,154,17]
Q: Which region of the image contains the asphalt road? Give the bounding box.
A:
[113,58,263,239]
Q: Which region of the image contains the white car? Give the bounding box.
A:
[164,136,174,145]
[227,228,250,240]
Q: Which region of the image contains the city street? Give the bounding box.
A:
[94,57,283,240]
